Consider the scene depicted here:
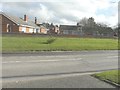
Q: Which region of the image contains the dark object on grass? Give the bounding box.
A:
[44,38,56,44]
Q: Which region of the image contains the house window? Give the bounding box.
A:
[29,28,33,33]
[7,24,11,32]
[21,27,26,33]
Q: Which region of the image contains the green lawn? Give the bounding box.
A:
[93,70,120,85]
[2,36,118,52]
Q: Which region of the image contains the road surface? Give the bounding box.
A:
[2,50,118,88]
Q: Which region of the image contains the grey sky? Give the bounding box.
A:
[0,0,118,27]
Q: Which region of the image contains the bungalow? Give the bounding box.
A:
[36,23,48,34]
[40,26,47,34]
[48,24,60,34]
[39,23,60,34]
[59,24,83,36]
[0,12,40,33]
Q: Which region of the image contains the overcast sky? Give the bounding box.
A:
[0,0,119,27]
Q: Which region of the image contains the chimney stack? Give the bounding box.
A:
[35,17,37,24]
[24,14,28,22]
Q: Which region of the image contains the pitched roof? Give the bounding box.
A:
[0,12,39,28]
[60,25,78,30]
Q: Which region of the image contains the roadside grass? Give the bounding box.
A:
[0,36,1,52]
[93,70,120,85]
[2,36,118,52]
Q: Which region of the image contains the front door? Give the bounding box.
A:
[7,24,11,32]
[36,29,39,33]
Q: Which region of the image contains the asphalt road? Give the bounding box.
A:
[2,50,118,88]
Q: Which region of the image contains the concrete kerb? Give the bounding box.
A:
[92,75,120,88]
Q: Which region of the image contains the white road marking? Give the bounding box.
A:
[15,61,21,63]
[2,58,82,63]
[15,81,18,83]
[106,56,118,58]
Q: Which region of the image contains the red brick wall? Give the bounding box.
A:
[2,15,19,33]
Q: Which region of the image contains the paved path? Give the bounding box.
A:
[2,50,118,88]
[3,74,115,88]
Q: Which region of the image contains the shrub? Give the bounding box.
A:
[45,38,56,44]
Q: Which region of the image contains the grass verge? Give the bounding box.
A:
[93,70,120,86]
[2,36,118,52]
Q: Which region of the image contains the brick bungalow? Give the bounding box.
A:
[36,23,48,34]
[48,24,60,34]
[0,12,40,33]
[38,23,60,34]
